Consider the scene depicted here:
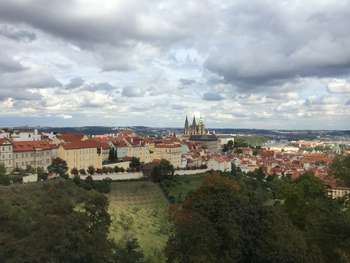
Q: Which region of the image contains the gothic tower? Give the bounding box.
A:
[184,116,189,135]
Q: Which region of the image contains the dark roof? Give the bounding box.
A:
[189,134,218,142]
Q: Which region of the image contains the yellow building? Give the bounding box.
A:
[153,143,182,168]
[58,140,103,172]
[0,138,13,172]
[115,137,152,163]
[12,141,58,170]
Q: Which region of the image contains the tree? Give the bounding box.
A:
[277,172,350,262]
[166,174,308,263]
[113,238,146,263]
[330,155,350,186]
[108,148,118,163]
[87,166,95,175]
[25,165,35,174]
[47,158,68,178]
[71,168,79,176]
[0,164,10,186]
[130,157,141,171]
[150,159,175,183]
[234,137,248,148]
[102,166,109,174]
[79,168,86,175]
[222,140,234,153]
[93,178,112,193]
[37,167,48,181]
[0,180,116,262]
[234,148,243,154]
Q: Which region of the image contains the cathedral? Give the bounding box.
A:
[184,115,206,136]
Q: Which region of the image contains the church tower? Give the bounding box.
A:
[191,116,197,135]
[197,117,205,135]
[184,115,207,136]
[184,116,189,135]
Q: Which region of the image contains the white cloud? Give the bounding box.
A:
[327,79,350,93]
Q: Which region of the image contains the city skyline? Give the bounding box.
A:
[0,1,350,129]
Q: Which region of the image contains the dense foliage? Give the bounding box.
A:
[130,157,142,171]
[73,175,112,193]
[0,164,10,185]
[0,180,145,263]
[331,155,350,187]
[47,157,68,178]
[166,170,350,263]
[150,159,174,183]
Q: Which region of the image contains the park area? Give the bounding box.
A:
[107,181,171,262]
[107,175,208,262]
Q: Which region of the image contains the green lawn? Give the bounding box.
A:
[161,174,207,203]
[108,181,170,262]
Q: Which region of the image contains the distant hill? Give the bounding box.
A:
[34,126,350,140]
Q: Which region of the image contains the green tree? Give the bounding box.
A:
[130,157,141,171]
[278,172,350,262]
[36,167,48,181]
[223,140,234,153]
[150,159,175,183]
[47,158,68,178]
[234,137,248,148]
[0,164,10,186]
[0,180,116,262]
[87,166,95,175]
[166,174,308,263]
[71,168,79,176]
[113,238,146,263]
[330,155,350,186]
[108,148,118,162]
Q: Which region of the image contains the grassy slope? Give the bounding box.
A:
[161,175,206,203]
[108,181,170,262]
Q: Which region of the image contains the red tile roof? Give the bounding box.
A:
[57,133,85,143]
[13,141,57,152]
[0,138,11,145]
[155,143,181,148]
[61,140,99,150]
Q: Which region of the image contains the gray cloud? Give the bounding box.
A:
[122,87,144,97]
[171,104,185,110]
[0,0,349,129]
[203,92,224,101]
[0,24,36,42]
[0,54,26,73]
[179,78,196,86]
[204,1,350,92]
[65,77,84,89]
[0,68,61,102]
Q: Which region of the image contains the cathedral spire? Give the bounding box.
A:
[192,116,196,128]
[184,116,189,129]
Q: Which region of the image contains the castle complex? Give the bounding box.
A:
[184,115,206,136]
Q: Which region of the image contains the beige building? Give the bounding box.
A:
[207,156,232,172]
[327,187,350,199]
[13,141,58,170]
[189,134,220,153]
[114,138,152,163]
[58,140,103,172]
[153,143,182,168]
[0,138,13,172]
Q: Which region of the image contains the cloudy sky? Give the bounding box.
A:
[0,0,349,129]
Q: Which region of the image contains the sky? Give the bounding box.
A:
[0,0,349,129]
